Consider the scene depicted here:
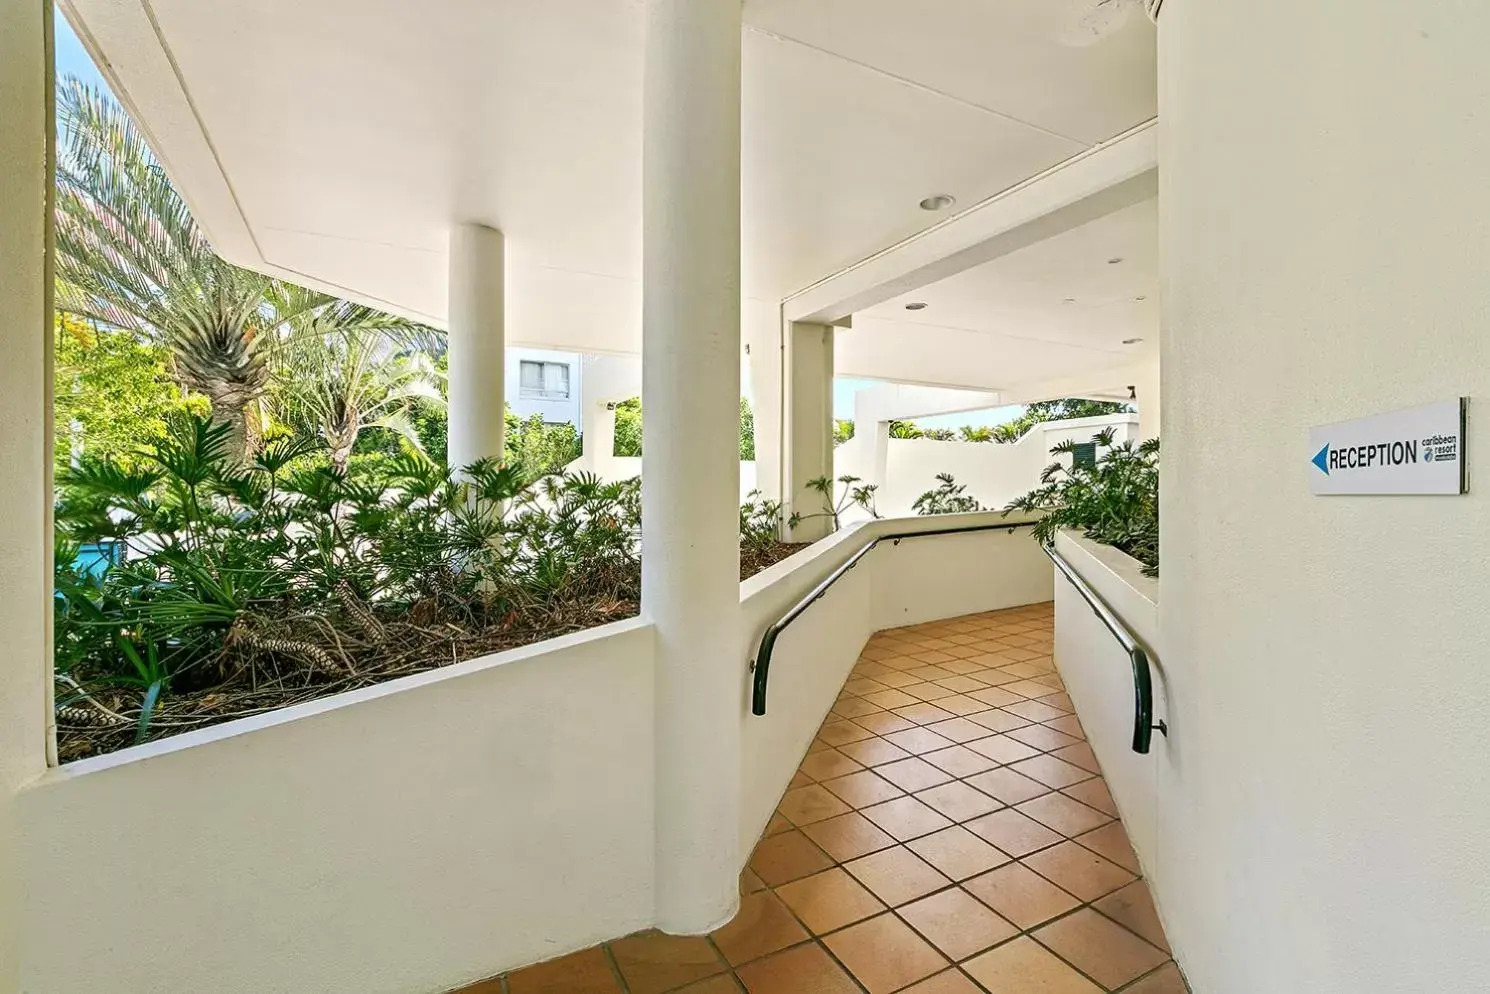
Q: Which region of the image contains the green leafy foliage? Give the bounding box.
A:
[912,473,983,515]
[739,490,785,553]
[788,475,880,533]
[1004,429,1159,575]
[53,314,208,470]
[611,396,757,461]
[834,420,855,446]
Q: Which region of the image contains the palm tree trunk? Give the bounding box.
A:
[212,403,252,465]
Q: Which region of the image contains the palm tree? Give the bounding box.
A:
[52,79,442,462]
[271,312,445,473]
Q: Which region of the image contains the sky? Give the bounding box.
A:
[52,11,1022,432]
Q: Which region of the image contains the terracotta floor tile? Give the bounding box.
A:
[1023,841,1135,901]
[876,757,955,792]
[884,727,959,756]
[823,912,949,994]
[908,664,958,681]
[963,768,1052,806]
[963,862,1080,930]
[900,683,960,703]
[818,719,876,747]
[964,708,1031,733]
[843,846,952,906]
[855,711,918,735]
[749,830,834,887]
[922,745,1001,778]
[906,825,1011,881]
[806,738,833,754]
[932,694,994,717]
[1040,692,1076,711]
[1009,754,1094,789]
[609,931,726,994]
[1052,741,1102,774]
[775,867,886,934]
[711,891,811,966]
[1043,715,1086,740]
[1005,723,1082,753]
[899,969,985,993]
[764,813,793,837]
[837,736,913,768]
[505,947,621,994]
[997,661,1045,679]
[821,770,905,809]
[801,812,897,863]
[1034,908,1169,989]
[1002,679,1063,700]
[933,675,990,694]
[966,734,1042,765]
[741,869,767,895]
[898,887,1019,962]
[963,936,1101,994]
[861,796,954,841]
[924,717,999,744]
[673,975,744,994]
[798,748,864,782]
[894,702,959,726]
[967,686,1024,709]
[844,678,890,697]
[777,784,853,826]
[1122,962,1188,994]
[1016,792,1114,838]
[734,942,858,994]
[1094,880,1171,953]
[1060,777,1117,817]
[914,781,1003,823]
[1002,700,1070,723]
[1075,820,1141,873]
[864,688,922,710]
[964,809,1063,857]
[872,669,925,689]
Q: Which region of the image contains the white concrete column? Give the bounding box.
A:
[1133,358,1161,441]
[582,402,616,472]
[0,0,53,987]
[783,321,835,541]
[642,0,743,934]
[446,224,506,471]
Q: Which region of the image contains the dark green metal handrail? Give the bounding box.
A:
[750,519,1040,717]
[1041,540,1167,754]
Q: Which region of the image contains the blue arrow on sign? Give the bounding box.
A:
[1311,444,1330,475]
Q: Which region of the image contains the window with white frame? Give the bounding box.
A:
[519,360,571,400]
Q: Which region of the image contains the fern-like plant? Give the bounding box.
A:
[912,473,983,515]
[1004,429,1159,575]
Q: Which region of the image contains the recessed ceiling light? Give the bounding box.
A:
[905,302,928,311]
[1122,337,1144,345]
[919,194,956,211]
[1108,257,1124,265]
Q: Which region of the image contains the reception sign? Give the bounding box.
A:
[1309,399,1467,495]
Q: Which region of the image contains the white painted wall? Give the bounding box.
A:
[1050,531,1162,895]
[837,414,1138,518]
[1159,2,1490,990]
[739,513,1053,859]
[15,621,657,994]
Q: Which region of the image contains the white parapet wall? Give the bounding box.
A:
[836,414,1138,519]
[1049,531,1164,891]
[738,512,1054,859]
[14,620,658,994]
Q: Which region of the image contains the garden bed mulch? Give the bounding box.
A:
[58,541,813,763]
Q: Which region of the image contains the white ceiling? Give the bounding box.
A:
[65,0,1156,356]
[840,198,1159,390]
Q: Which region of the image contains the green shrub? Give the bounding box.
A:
[912,473,982,515]
[1005,429,1159,575]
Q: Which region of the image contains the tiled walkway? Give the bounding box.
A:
[462,603,1186,994]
